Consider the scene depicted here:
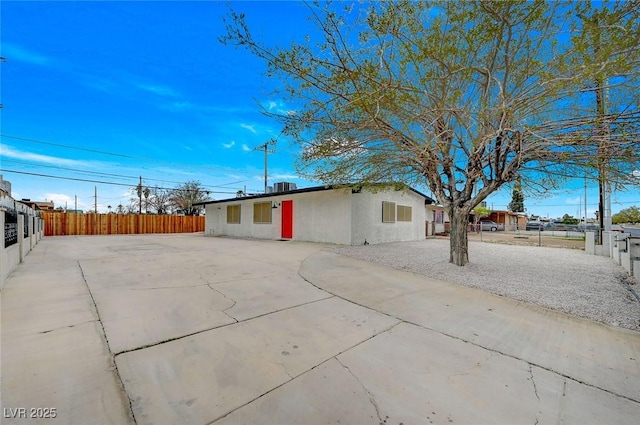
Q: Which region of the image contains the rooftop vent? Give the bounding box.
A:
[273,182,297,193]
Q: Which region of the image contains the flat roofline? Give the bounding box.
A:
[194,183,434,206]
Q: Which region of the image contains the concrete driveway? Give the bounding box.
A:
[2,234,639,424]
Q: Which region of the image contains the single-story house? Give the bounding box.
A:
[486,210,527,231]
[425,203,449,236]
[195,184,434,245]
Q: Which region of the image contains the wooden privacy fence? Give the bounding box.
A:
[42,212,205,236]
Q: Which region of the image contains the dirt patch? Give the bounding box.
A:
[462,231,586,250]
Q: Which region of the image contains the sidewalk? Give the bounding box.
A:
[2,235,639,424]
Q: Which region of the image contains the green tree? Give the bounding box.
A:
[612,206,640,224]
[561,214,580,225]
[473,205,491,232]
[565,1,640,232]
[222,1,639,265]
[508,179,525,213]
[170,181,211,216]
[473,205,491,220]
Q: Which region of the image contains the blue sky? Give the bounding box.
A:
[1,1,637,218]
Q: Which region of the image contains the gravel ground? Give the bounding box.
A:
[333,239,640,332]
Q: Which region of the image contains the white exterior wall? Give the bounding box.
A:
[351,189,425,245]
[204,187,425,245]
[205,189,353,244]
[292,189,352,244]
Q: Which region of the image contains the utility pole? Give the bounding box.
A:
[254,140,276,193]
[584,176,587,225]
[580,11,612,239]
[94,186,97,213]
[138,176,143,214]
[75,195,77,213]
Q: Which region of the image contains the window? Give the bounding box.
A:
[253,202,272,224]
[382,201,396,223]
[397,205,412,222]
[227,204,240,224]
[435,210,444,224]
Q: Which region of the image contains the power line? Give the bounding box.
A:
[0,133,260,175]
[0,169,239,194]
[0,159,256,189]
[1,134,138,159]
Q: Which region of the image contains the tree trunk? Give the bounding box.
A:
[449,207,470,266]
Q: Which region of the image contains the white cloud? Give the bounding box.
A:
[242,144,251,152]
[222,141,236,149]
[42,193,75,209]
[240,123,257,134]
[167,101,194,111]
[565,197,581,205]
[272,173,299,180]
[1,145,90,167]
[3,43,50,66]
[138,84,179,97]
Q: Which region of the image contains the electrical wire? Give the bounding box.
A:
[0,159,257,189]
[0,169,240,194]
[0,133,270,175]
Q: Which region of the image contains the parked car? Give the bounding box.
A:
[525,221,544,231]
[545,222,568,231]
[480,220,504,232]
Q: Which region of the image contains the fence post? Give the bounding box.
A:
[18,214,25,262]
[1,210,5,290]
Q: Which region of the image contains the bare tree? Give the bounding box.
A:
[170,181,211,216]
[222,0,639,265]
[147,187,173,214]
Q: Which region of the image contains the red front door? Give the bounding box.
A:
[281,200,293,239]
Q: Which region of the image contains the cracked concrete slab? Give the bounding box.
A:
[212,274,332,321]
[1,261,97,338]
[300,250,640,403]
[335,322,640,425]
[213,358,380,425]
[336,322,540,425]
[115,297,399,425]
[5,234,640,425]
[2,321,135,425]
[90,284,238,354]
[530,365,640,425]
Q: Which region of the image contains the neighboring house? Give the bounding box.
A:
[17,199,55,211]
[425,203,449,236]
[487,210,527,231]
[0,174,11,196]
[196,184,434,245]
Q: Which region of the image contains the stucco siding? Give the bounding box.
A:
[204,189,353,244]
[291,189,352,244]
[203,186,425,245]
[351,189,426,245]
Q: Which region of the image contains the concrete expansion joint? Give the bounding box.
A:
[409,318,640,406]
[335,356,385,425]
[299,266,640,406]
[127,284,209,290]
[114,297,337,357]
[38,319,98,334]
[77,261,138,425]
